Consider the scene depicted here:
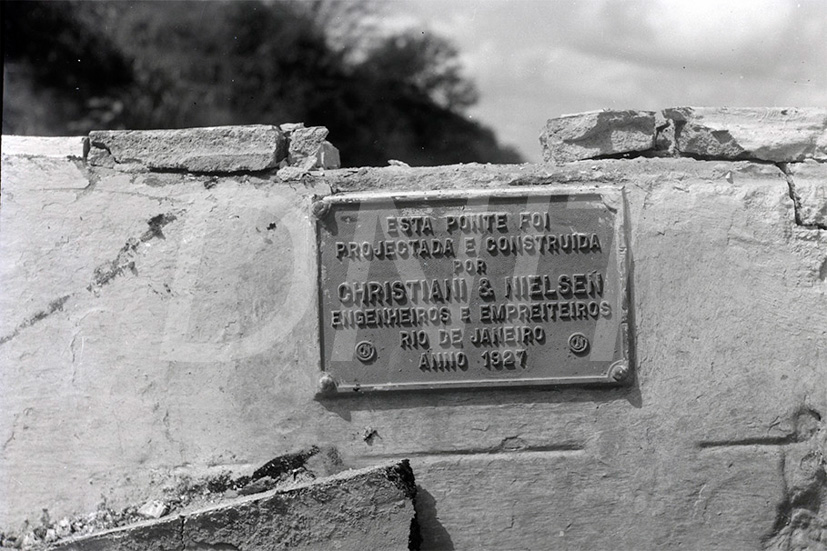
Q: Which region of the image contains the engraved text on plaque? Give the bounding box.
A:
[315,187,630,392]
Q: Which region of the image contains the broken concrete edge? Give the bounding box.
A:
[539,107,827,229]
[325,158,826,231]
[83,123,341,175]
[4,130,822,230]
[40,461,416,551]
[541,107,827,165]
[0,446,347,549]
[781,160,827,229]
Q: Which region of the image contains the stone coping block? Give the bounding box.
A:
[664,106,827,162]
[48,461,417,551]
[280,124,341,171]
[540,110,657,163]
[541,107,827,164]
[87,125,287,173]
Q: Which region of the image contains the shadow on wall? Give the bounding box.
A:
[317,383,643,422]
[416,486,455,551]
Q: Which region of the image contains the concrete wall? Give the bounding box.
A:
[2,109,826,549]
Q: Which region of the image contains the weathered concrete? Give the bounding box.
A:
[1,136,85,158]
[48,517,182,551]
[48,462,416,551]
[87,125,287,172]
[664,107,827,162]
[542,107,827,164]
[2,116,827,550]
[280,124,341,171]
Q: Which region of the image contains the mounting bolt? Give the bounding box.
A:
[318,374,337,395]
[609,361,630,383]
[311,200,330,219]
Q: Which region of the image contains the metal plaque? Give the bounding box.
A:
[314,187,630,393]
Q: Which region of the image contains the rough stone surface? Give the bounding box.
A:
[48,462,415,551]
[87,125,287,172]
[663,107,827,162]
[136,500,168,520]
[2,134,827,550]
[47,517,182,551]
[787,160,827,228]
[540,109,656,163]
[762,413,827,551]
[285,126,340,171]
[542,107,827,164]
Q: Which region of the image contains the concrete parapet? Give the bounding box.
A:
[2,112,826,549]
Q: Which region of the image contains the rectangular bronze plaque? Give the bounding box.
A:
[314,187,630,393]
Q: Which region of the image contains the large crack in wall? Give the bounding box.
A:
[0,211,180,348]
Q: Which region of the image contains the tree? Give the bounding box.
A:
[2,0,134,133]
[2,0,522,165]
[360,30,480,113]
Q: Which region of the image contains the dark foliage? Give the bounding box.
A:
[2,0,522,165]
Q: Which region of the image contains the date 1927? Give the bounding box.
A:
[481,349,527,370]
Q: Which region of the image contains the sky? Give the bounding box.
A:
[384,0,827,162]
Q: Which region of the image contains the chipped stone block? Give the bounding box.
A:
[540,110,656,163]
[85,143,117,169]
[276,166,310,181]
[664,107,827,162]
[279,122,306,135]
[788,160,827,228]
[654,111,677,156]
[87,125,287,173]
[319,140,341,169]
[288,126,341,170]
[49,462,416,551]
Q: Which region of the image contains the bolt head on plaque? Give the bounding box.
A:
[568,333,590,355]
[355,341,377,363]
[311,200,330,219]
[608,360,630,383]
[318,374,337,395]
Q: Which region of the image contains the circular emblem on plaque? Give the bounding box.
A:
[568,333,590,354]
[355,341,377,363]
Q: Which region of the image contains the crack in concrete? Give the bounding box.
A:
[777,162,827,231]
[0,212,179,346]
[698,435,799,449]
[0,295,71,346]
[780,162,805,227]
[86,212,178,292]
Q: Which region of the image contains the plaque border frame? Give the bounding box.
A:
[314,186,631,394]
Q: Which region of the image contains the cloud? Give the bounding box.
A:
[558,0,824,77]
[391,0,827,161]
